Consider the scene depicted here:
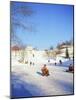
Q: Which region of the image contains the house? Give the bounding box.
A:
[56,44,73,58]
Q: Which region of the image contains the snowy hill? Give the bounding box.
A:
[11,56,74,98]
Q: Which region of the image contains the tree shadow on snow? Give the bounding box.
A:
[10,73,32,98]
[10,72,45,99]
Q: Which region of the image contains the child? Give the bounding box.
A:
[59,60,62,64]
[55,62,57,65]
[30,61,32,66]
[41,64,49,76]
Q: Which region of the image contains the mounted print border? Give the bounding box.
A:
[10,1,74,99]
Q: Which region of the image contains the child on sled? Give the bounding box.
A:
[41,64,49,76]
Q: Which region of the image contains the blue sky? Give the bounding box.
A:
[11,2,74,50]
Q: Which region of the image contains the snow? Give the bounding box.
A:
[11,55,74,98]
[48,57,73,67]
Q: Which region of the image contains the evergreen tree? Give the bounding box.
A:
[65,47,69,58]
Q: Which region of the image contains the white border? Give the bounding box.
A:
[0,0,76,100]
[11,0,76,5]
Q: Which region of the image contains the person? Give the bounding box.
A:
[59,60,62,64]
[41,64,49,76]
[48,59,50,63]
[30,61,32,66]
[55,62,57,65]
[69,64,74,72]
[66,64,74,73]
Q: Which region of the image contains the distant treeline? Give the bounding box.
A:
[56,39,73,49]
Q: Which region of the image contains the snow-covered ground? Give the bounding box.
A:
[11,55,74,98]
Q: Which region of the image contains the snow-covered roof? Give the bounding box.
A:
[25,46,33,50]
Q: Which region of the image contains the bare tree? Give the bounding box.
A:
[10,2,35,47]
[11,2,36,62]
[50,46,53,50]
